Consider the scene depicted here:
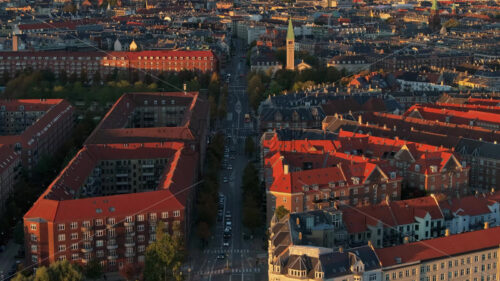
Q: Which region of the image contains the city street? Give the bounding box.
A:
[187,39,266,281]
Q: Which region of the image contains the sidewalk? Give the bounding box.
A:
[0,240,21,280]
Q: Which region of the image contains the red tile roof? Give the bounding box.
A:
[376,227,500,267]
[341,196,442,234]
[437,191,500,217]
[24,141,197,223]
[405,105,500,127]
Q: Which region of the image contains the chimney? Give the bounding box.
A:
[284,164,289,175]
[484,222,489,230]
[445,229,450,237]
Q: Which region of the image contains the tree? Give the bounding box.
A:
[443,19,459,28]
[13,261,84,281]
[144,221,184,281]
[196,221,211,245]
[120,263,144,281]
[62,3,77,13]
[274,206,290,220]
[244,136,255,157]
[84,259,103,280]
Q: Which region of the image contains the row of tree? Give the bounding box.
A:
[195,132,225,246]
[246,66,347,111]
[241,163,265,233]
[1,69,215,107]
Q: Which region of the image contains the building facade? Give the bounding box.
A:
[0,99,74,172]
[0,50,217,78]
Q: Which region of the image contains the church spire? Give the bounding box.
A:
[431,0,438,11]
[286,17,295,41]
[286,17,295,70]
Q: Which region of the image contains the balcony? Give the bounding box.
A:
[81,225,92,232]
[125,251,135,258]
[81,247,93,253]
[124,221,135,227]
[107,254,118,260]
[124,241,136,247]
[107,243,118,250]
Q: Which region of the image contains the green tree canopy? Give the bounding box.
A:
[274,205,290,220]
[144,221,185,281]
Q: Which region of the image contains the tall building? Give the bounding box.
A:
[286,18,295,71]
[428,0,441,32]
[23,92,208,272]
[0,99,75,171]
[0,50,217,78]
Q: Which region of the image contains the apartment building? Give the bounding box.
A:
[0,145,21,209]
[405,105,500,131]
[0,50,217,77]
[376,226,500,281]
[23,92,208,272]
[24,142,197,271]
[262,134,402,223]
[269,212,382,281]
[85,92,209,173]
[455,139,500,191]
[0,99,74,171]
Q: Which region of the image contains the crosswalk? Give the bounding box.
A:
[199,267,261,275]
[203,248,251,254]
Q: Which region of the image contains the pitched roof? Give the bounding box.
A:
[376,227,500,267]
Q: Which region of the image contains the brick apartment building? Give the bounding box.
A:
[0,50,217,78]
[0,99,75,171]
[405,104,500,131]
[376,226,500,281]
[24,142,197,271]
[322,99,499,190]
[85,91,209,172]
[0,145,21,209]
[334,131,470,196]
[261,129,469,222]
[262,133,403,223]
[23,92,208,272]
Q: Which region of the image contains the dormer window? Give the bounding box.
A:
[315,271,324,279]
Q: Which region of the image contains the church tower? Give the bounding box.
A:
[286,18,295,71]
[428,0,441,32]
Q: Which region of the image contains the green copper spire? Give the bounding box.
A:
[287,18,295,41]
[431,0,438,11]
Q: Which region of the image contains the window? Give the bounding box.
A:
[137,214,144,222]
[58,234,65,242]
[96,240,103,247]
[173,210,180,217]
[30,224,37,230]
[95,219,103,226]
[162,212,168,219]
[58,224,65,231]
[71,243,78,250]
[71,233,78,240]
[31,245,37,253]
[138,225,145,232]
[71,253,78,260]
[58,245,66,252]
[70,222,77,229]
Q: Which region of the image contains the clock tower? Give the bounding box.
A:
[286,18,295,70]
